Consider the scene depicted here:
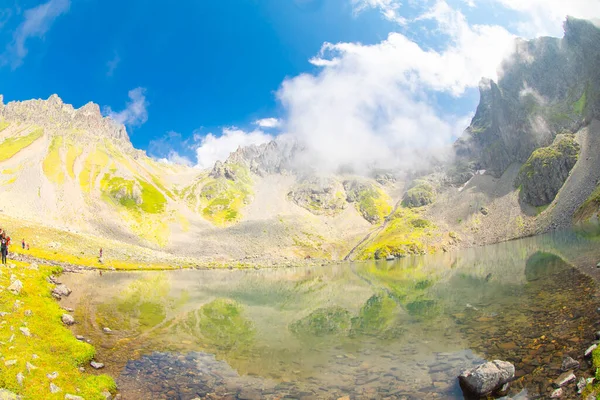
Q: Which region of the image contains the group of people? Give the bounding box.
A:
[0,228,30,265]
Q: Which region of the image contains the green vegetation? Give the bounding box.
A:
[575,184,600,222]
[0,128,44,163]
[356,207,437,260]
[344,180,392,224]
[290,307,353,337]
[184,163,254,226]
[0,261,115,399]
[65,145,83,180]
[42,136,65,184]
[350,294,398,337]
[573,85,588,116]
[524,252,569,282]
[402,180,436,208]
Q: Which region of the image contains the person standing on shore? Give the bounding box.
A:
[21,239,25,249]
[1,234,8,265]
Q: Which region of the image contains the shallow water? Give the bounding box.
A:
[62,230,600,399]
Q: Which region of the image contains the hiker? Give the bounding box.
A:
[99,248,103,258]
[26,243,29,251]
[21,239,25,249]
[1,234,8,265]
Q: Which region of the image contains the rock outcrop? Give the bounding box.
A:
[455,17,600,177]
[288,177,347,216]
[517,134,580,206]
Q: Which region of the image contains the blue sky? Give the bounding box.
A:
[0,0,597,169]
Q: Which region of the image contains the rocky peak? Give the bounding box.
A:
[0,94,133,150]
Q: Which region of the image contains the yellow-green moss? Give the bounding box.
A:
[403,180,436,208]
[356,207,437,259]
[42,136,65,184]
[575,184,600,222]
[0,119,9,132]
[0,128,44,163]
[0,261,115,399]
[344,180,392,224]
[65,145,83,180]
[79,150,109,193]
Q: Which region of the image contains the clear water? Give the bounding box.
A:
[62,229,600,399]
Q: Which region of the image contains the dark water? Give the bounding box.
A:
[62,230,600,399]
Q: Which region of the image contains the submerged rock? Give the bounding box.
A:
[553,371,576,387]
[458,360,515,396]
[561,356,580,371]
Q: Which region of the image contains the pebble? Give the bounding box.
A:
[65,395,84,400]
[7,280,23,295]
[50,383,61,393]
[5,359,17,367]
[19,327,31,337]
[31,354,38,360]
[16,372,24,386]
[26,362,37,373]
[103,327,112,333]
[47,372,59,380]
[76,335,85,341]
[24,310,32,317]
[61,314,75,326]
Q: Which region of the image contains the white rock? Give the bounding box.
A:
[9,275,16,283]
[76,335,85,341]
[90,361,104,369]
[28,263,38,271]
[65,395,84,400]
[551,388,563,398]
[50,383,61,393]
[52,284,71,298]
[4,359,17,366]
[554,371,576,387]
[61,314,75,326]
[26,362,37,373]
[31,354,39,360]
[19,327,31,337]
[16,372,24,386]
[24,310,32,317]
[585,344,598,357]
[47,372,59,380]
[7,280,23,295]
[103,327,112,333]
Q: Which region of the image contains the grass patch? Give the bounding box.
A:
[0,128,43,163]
[42,136,65,184]
[0,120,9,132]
[65,145,83,180]
[403,180,436,208]
[79,149,109,193]
[0,260,115,399]
[356,207,437,260]
[575,184,600,222]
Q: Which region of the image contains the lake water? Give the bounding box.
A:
[62,229,600,399]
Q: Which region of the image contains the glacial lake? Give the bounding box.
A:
[62,228,600,399]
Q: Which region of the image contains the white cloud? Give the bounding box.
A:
[277,1,516,172]
[352,0,406,25]
[2,0,70,68]
[491,0,600,37]
[254,118,281,129]
[106,52,120,77]
[195,128,273,169]
[104,87,149,127]
[157,151,194,167]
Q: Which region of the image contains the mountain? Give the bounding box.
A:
[1,17,599,265]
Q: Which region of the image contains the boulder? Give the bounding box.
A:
[7,280,22,295]
[553,371,576,387]
[458,360,515,396]
[52,284,71,298]
[61,314,75,326]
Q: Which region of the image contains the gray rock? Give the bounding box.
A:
[47,372,58,380]
[19,327,31,337]
[4,360,17,367]
[458,360,515,396]
[561,356,580,371]
[90,361,104,369]
[551,388,563,398]
[61,314,75,326]
[76,335,85,341]
[65,395,84,400]
[7,280,22,295]
[585,344,598,357]
[50,383,61,394]
[554,371,576,387]
[52,284,71,298]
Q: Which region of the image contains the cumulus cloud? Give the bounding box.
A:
[491,0,600,37]
[148,131,194,166]
[195,128,273,169]
[351,0,406,25]
[104,87,149,128]
[277,0,516,172]
[2,0,70,69]
[254,118,281,129]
